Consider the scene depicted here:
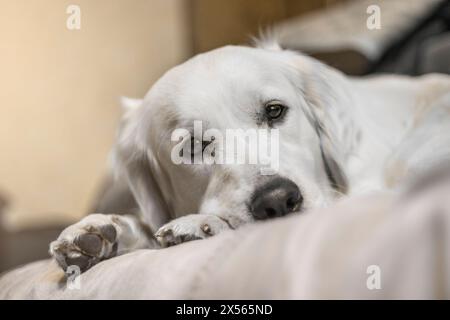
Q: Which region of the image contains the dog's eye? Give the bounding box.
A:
[265,103,285,120]
[189,137,202,154]
[179,135,215,161]
[190,137,211,154]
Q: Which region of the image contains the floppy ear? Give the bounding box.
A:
[298,60,349,194]
[111,97,171,232]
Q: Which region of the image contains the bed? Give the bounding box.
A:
[1,172,449,299]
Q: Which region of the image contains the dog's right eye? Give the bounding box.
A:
[191,137,212,153]
[190,137,203,154]
[179,137,213,158]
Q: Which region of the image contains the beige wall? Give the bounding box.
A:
[0,0,190,229]
[190,0,345,53]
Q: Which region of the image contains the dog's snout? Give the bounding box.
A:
[250,178,302,220]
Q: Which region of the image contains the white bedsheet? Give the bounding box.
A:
[1,174,449,299]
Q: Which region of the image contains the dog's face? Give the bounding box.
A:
[115,45,347,229]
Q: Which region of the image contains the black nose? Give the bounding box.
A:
[249,177,302,220]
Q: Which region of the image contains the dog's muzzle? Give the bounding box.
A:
[249,177,302,220]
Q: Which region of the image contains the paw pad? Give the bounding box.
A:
[74,233,103,255]
[50,221,119,273]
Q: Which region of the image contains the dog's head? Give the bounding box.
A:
[113,43,349,230]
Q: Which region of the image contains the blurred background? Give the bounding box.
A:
[0,0,448,272]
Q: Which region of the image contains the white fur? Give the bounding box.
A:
[51,42,450,270]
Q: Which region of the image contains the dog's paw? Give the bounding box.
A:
[155,214,230,247]
[49,214,119,273]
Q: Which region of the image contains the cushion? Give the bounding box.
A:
[1,174,449,299]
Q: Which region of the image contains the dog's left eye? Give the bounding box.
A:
[265,103,286,120]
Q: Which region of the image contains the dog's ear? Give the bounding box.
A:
[111,97,170,232]
[297,59,349,194]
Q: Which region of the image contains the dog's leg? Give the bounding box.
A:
[155,214,232,247]
[49,213,156,272]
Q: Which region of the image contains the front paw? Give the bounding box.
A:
[49,214,119,273]
[155,214,230,247]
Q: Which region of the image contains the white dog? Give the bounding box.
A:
[50,40,450,272]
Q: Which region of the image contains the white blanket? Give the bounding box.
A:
[1,174,449,299]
